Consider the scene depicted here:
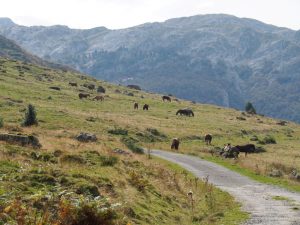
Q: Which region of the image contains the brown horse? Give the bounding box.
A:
[79,93,90,99]
[171,138,180,150]
[162,96,171,102]
[204,134,212,145]
[69,82,77,87]
[93,95,104,101]
[134,102,139,109]
[143,104,149,110]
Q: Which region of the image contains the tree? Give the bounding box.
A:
[22,104,38,126]
[245,102,256,114]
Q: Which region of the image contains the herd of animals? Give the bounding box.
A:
[71,81,256,159]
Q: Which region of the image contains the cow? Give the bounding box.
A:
[176,108,194,117]
[204,134,212,145]
[171,138,180,150]
[162,96,171,102]
[79,93,90,99]
[69,82,77,87]
[235,144,256,156]
[143,104,149,110]
[93,95,104,101]
[134,102,139,110]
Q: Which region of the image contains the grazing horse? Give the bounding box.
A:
[171,138,180,150]
[69,82,77,87]
[143,104,149,110]
[79,93,90,99]
[162,96,171,102]
[134,102,139,109]
[93,95,104,101]
[235,144,256,156]
[204,134,212,145]
[176,108,194,117]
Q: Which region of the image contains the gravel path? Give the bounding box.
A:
[151,150,300,225]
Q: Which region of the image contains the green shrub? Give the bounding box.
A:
[76,184,100,197]
[245,102,256,114]
[108,128,128,135]
[99,155,118,166]
[258,135,277,144]
[128,170,148,192]
[146,128,166,138]
[121,137,143,154]
[61,154,86,164]
[22,104,38,126]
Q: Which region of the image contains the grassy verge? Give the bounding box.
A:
[154,156,249,225]
[202,155,300,193]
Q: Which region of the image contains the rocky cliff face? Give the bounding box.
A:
[1,14,300,122]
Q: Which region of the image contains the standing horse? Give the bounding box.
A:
[162,96,171,102]
[171,138,180,150]
[134,102,139,109]
[143,104,149,110]
[204,134,212,145]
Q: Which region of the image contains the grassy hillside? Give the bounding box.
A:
[1,56,300,223]
[0,58,247,224]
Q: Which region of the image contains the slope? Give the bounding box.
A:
[0,57,247,224]
[1,15,300,122]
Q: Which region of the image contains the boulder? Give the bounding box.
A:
[76,133,97,142]
[0,133,41,148]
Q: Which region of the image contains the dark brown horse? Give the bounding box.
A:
[93,95,104,101]
[79,93,90,99]
[176,108,194,117]
[69,82,77,87]
[143,104,149,110]
[171,138,180,150]
[235,144,256,156]
[162,96,171,102]
[134,102,139,109]
[204,134,212,145]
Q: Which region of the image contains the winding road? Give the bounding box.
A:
[151,150,300,225]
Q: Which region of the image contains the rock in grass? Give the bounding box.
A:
[76,133,97,142]
[0,133,41,148]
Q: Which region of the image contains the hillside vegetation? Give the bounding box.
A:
[0,58,249,224]
[1,15,300,122]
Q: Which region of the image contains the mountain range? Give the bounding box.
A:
[0,15,300,122]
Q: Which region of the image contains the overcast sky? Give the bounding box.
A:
[0,0,299,30]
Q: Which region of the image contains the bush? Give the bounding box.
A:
[0,117,3,128]
[258,135,277,144]
[97,86,106,93]
[146,128,167,138]
[76,184,100,197]
[128,170,148,192]
[108,128,128,135]
[121,137,143,154]
[245,102,256,114]
[22,104,38,126]
[99,155,118,166]
[61,154,86,164]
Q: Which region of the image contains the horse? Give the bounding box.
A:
[143,104,149,110]
[176,108,194,117]
[162,96,171,102]
[204,134,212,145]
[171,138,180,150]
[234,144,256,156]
[69,82,77,87]
[93,95,104,101]
[79,93,90,99]
[134,102,139,109]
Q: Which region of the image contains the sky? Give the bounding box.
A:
[0,0,300,30]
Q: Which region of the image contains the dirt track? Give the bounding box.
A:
[151,150,300,225]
